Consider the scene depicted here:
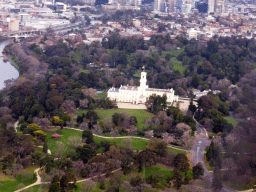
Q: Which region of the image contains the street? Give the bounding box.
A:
[191,122,237,192]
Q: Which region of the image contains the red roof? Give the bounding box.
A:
[51,133,60,138]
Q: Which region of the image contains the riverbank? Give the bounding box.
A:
[0,39,19,90]
[6,54,20,72]
[1,39,20,72]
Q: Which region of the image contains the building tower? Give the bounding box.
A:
[154,0,162,11]
[208,0,215,13]
[140,71,148,90]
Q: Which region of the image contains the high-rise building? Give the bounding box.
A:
[208,0,215,13]
[215,0,225,14]
[196,1,208,13]
[168,0,175,12]
[154,0,162,11]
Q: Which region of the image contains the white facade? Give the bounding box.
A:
[188,28,198,40]
[208,0,215,13]
[108,72,178,104]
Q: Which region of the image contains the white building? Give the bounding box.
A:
[188,28,198,40]
[107,71,178,104]
[208,0,215,13]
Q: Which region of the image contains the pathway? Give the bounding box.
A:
[14,167,122,192]
[14,121,18,133]
[14,168,50,192]
[65,127,188,153]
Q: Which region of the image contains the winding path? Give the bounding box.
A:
[65,127,189,153]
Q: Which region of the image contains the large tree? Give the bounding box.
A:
[136,149,157,178]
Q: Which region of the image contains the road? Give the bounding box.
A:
[191,122,240,192]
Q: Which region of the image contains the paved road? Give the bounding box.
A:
[191,122,240,192]
[191,122,211,176]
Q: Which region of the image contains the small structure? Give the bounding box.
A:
[51,133,60,139]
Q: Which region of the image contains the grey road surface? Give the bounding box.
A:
[191,122,237,192]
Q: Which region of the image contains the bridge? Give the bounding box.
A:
[1,30,42,38]
[0,22,86,38]
[70,5,92,12]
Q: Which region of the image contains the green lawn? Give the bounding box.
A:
[144,165,192,189]
[167,147,187,154]
[224,117,239,127]
[133,71,141,77]
[172,57,185,74]
[223,180,252,191]
[145,165,174,178]
[169,49,183,57]
[80,69,89,74]
[73,51,83,63]
[94,136,148,150]
[47,128,149,156]
[47,129,83,156]
[93,91,107,100]
[77,108,155,130]
[22,184,48,192]
[173,61,185,74]
[0,167,37,192]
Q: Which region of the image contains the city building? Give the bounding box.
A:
[208,0,214,13]
[8,19,19,31]
[187,28,198,39]
[107,71,178,104]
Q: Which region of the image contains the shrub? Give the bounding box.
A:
[146,173,164,187]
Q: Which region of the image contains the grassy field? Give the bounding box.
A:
[167,147,187,154]
[80,69,89,74]
[73,51,83,63]
[0,167,37,192]
[223,180,252,191]
[224,117,239,128]
[172,57,185,74]
[77,108,155,130]
[46,128,82,156]
[169,49,183,57]
[46,128,149,156]
[94,136,148,150]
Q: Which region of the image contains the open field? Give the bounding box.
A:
[77,108,155,130]
[0,167,37,192]
[47,128,187,156]
[172,57,185,74]
[224,117,239,127]
[80,69,89,74]
[47,128,82,156]
[94,136,148,150]
[47,128,149,156]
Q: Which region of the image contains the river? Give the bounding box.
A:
[0,39,19,90]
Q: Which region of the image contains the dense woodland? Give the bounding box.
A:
[0,33,256,191]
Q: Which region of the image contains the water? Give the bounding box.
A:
[0,40,19,90]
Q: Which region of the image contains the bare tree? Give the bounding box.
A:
[56,142,67,158]
[82,88,97,98]
[145,130,154,138]
[66,121,75,128]
[182,134,192,149]
[162,132,174,144]
[79,122,88,130]
[79,99,89,109]
[68,136,82,148]
[80,180,96,192]
[92,124,103,135]
[176,123,191,135]
[61,100,76,114]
